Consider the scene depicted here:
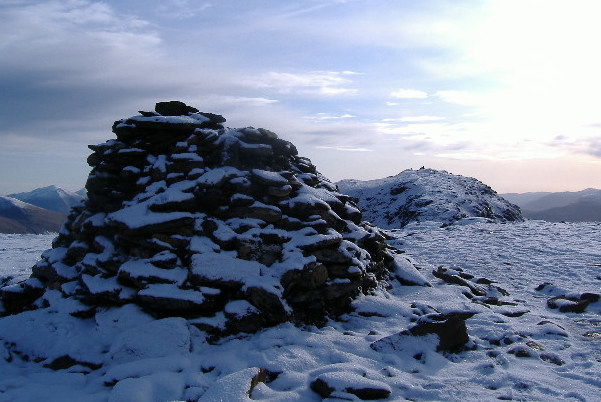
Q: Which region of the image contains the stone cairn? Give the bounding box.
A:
[1,101,394,336]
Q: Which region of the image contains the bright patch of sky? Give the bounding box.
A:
[1,0,600,193]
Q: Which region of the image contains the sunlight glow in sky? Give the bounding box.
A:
[1,0,600,193]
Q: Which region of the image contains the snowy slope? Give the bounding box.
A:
[0,196,66,234]
[0,223,600,401]
[8,185,83,214]
[337,168,523,228]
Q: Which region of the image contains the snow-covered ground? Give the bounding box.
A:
[0,221,600,401]
[0,233,55,285]
[390,220,601,296]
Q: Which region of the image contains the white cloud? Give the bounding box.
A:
[156,1,211,19]
[307,113,356,121]
[389,89,428,99]
[217,96,279,107]
[246,71,359,96]
[383,116,446,123]
[435,90,485,106]
[316,146,372,152]
[0,1,162,81]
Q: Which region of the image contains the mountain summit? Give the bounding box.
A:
[337,168,523,228]
[8,185,83,214]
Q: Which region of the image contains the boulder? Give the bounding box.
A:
[547,292,600,313]
[408,312,474,352]
[310,371,391,400]
[371,311,475,354]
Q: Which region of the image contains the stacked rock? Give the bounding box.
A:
[1,101,394,335]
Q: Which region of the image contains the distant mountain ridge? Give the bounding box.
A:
[4,180,597,234]
[8,185,83,214]
[0,196,66,234]
[337,168,523,228]
[502,188,601,222]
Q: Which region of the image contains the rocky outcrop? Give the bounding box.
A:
[0,101,397,335]
[535,283,600,313]
[337,168,523,228]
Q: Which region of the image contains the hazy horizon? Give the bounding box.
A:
[2,170,600,198]
[1,1,600,194]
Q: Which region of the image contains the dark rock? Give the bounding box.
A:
[581,292,600,303]
[43,354,102,371]
[547,292,600,313]
[370,311,475,355]
[0,279,44,315]
[154,100,198,116]
[310,377,334,398]
[407,312,475,352]
[540,353,565,366]
[501,310,529,317]
[432,267,485,296]
[508,346,535,358]
[310,372,392,400]
[249,368,278,394]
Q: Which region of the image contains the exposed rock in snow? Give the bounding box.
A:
[337,168,523,228]
[310,370,392,400]
[0,101,401,335]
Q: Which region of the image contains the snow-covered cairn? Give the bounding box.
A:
[1,101,393,335]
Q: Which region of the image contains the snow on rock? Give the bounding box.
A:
[310,370,392,399]
[199,367,265,401]
[0,100,398,335]
[108,372,186,402]
[108,317,191,364]
[337,167,523,228]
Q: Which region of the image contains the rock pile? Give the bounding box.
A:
[1,101,395,335]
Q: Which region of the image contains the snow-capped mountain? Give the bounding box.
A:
[337,168,523,228]
[503,188,601,221]
[8,185,83,214]
[0,196,66,234]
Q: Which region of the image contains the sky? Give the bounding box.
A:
[1,0,600,194]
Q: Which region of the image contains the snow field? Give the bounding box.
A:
[0,221,600,401]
